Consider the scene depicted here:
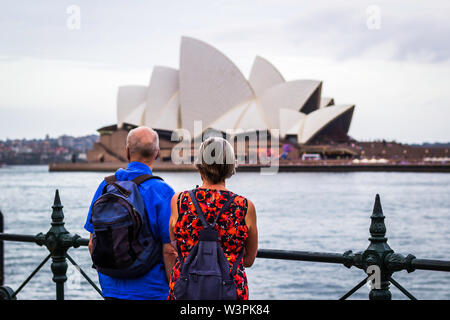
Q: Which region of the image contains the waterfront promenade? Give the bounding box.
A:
[48,160,450,173]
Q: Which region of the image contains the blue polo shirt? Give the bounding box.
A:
[84,161,175,300]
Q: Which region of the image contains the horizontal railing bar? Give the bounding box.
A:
[0,233,89,247]
[2,233,450,272]
[411,258,450,272]
[75,238,89,247]
[0,233,37,243]
[256,248,350,264]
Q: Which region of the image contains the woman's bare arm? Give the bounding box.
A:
[164,192,182,281]
[169,192,181,243]
[244,199,258,267]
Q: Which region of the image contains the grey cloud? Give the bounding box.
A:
[283,4,450,62]
[1,1,449,65]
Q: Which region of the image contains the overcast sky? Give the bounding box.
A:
[0,0,449,143]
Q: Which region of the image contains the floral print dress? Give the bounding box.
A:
[168,188,249,300]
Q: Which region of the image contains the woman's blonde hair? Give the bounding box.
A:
[195,137,236,184]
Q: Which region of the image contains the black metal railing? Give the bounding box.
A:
[0,190,449,300]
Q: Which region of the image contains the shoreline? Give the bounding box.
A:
[47,162,450,173]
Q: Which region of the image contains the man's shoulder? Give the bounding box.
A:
[93,180,107,200]
[140,176,174,200]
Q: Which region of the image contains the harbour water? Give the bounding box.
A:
[0,165,449,300]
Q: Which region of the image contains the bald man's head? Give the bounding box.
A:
[126,127,160,163]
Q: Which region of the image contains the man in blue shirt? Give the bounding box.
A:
[84,126,177,299]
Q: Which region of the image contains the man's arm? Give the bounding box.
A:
[156,186,178,282]
[163,192,182,281]
[163,243,177,281]
[84,181,106,234]
[85,182,106,258]
[88,233,93,255]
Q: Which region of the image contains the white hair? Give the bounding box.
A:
[196,137,236,183]
[126,127,159,160]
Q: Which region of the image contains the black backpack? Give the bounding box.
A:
[173,189,244,300]
[90,174,163,278]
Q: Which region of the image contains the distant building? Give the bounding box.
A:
[88,36,355,163]
[0,134,97,165]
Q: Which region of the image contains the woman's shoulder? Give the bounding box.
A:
[179,188,251,207]
[226,190,252,209]
[171,191,183,200]
[174,189,200,204]
[175,189,196,197]
[170,191,186,207]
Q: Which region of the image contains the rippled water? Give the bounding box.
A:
[0,165,449,300]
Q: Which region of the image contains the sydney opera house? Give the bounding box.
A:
[88,37,355,164]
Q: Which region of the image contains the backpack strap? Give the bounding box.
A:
[188,189,209,227]
[131,174,163,186]
[212,194,237,227]
[105,174,163,186]
[102,174,118,195]
[231,248,245,275]
[104,174,117,184]
[103,174,132,197]
[102,174,163,195]
[186,189,245,275]
[188,189,236,229]
[175,192,184,264]
[102,174,162,198]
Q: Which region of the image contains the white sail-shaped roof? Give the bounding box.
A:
[258,80,322,129]
[152,91,180,131]
[249,56,285,96]
[279,108,306,137]
[234,100,270,132]
[179,36,255,134]
[113,36,355,144]
[298,104,355,144]
[320,97,334,108]
[122,102,146,127]
[208,101,250,133]
[117,85,148,127]
[145,66,179,127]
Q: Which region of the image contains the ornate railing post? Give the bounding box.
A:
[364,194,393,300]
[342,194,420,300]
[341,194,402,300]
[35,190,82,300]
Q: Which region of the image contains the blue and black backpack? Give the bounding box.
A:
[173,189,244,300]
[90,174,163,278]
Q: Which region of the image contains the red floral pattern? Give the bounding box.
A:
[168,188,249,300]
